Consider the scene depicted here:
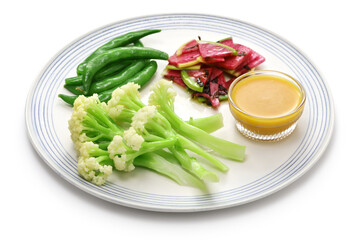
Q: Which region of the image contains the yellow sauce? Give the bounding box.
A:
[232,75,301,118]
[229,73,305,136]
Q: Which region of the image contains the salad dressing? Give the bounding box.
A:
[232,75,301,118]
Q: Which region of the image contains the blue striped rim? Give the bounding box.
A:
[26,14,333,211]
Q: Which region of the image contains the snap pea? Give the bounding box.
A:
[66,59,150,95]
[59,60,158,106]
[58,94,77,106]
[82,47,168,94]
[65,76,82,86]
[65,60,133,86]
[66,41,144,86]
[180,70,204,92]
[133,40,144,47]
[127,60,157,87]
[58,89,112,106]
[77,29,160,75]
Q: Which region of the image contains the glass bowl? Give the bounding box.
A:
[228,70,306,142]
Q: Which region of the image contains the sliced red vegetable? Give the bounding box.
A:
[171,76,187,88]
[163,69,187,88]
[165,37,265,108]
[218,37,236,48]
[247,50,266,69]
[176,39,199,56]
[209,81,219,96]
[192,92,220,107]
[197,56,225,64]
[186,68,212,86]
[198,41,237,58]
[209,67,224,81]
[214,44,252,70]
[168,50,201,68]
[216,72,233,90]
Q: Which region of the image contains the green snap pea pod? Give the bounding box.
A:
[60,61,157,105]
[64,84,86,95]
[77,29,161,74]
[96,60,158,100]
[67,59,150,95]
[65,60,133,86]
[65,41,144,86]
[133,40,144,47]
[180,70,204,92]
[127,60,157,87]
[58,90,112,106]
[58,94,77,106]
[64,76,82,86]
[82,47,168,94]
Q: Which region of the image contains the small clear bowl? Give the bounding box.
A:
[228,70,306,142]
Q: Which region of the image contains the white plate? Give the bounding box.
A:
[26,14,334,212]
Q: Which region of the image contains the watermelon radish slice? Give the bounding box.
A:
[197,56,225,64]
[166,64,201,70]
[217,37,236,48]
[162,69,187,88]
[168,50,201,68]
[198,40,237,58]
[186,68,212,86]
[210,81,219,97]
[164,37,265,108]
[216,72,233,90]
[192,92,220,107]
[209,67,223,81]
[214,44,252,70]
[170,76,187,88]
[176,39,199,56]
[163,69,181,78]
[247,50,266,69]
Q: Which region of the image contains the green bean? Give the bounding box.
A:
[66,59,150,95]
[82,47,168,94]
[77,29,161,75]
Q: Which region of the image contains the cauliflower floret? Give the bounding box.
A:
[131,105,156,132]
[113,155,135,172]
[107,135,136,171]
[107,135,127,159]
[107,83,141,109]
[106,104,124,121]
[68,95,100,152]
[148,79,177,107]
[123,127,144,151]
[77,142,113,186]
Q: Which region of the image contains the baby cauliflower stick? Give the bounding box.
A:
[68,81,246,188]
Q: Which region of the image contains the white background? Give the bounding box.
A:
[2,0,359,239]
